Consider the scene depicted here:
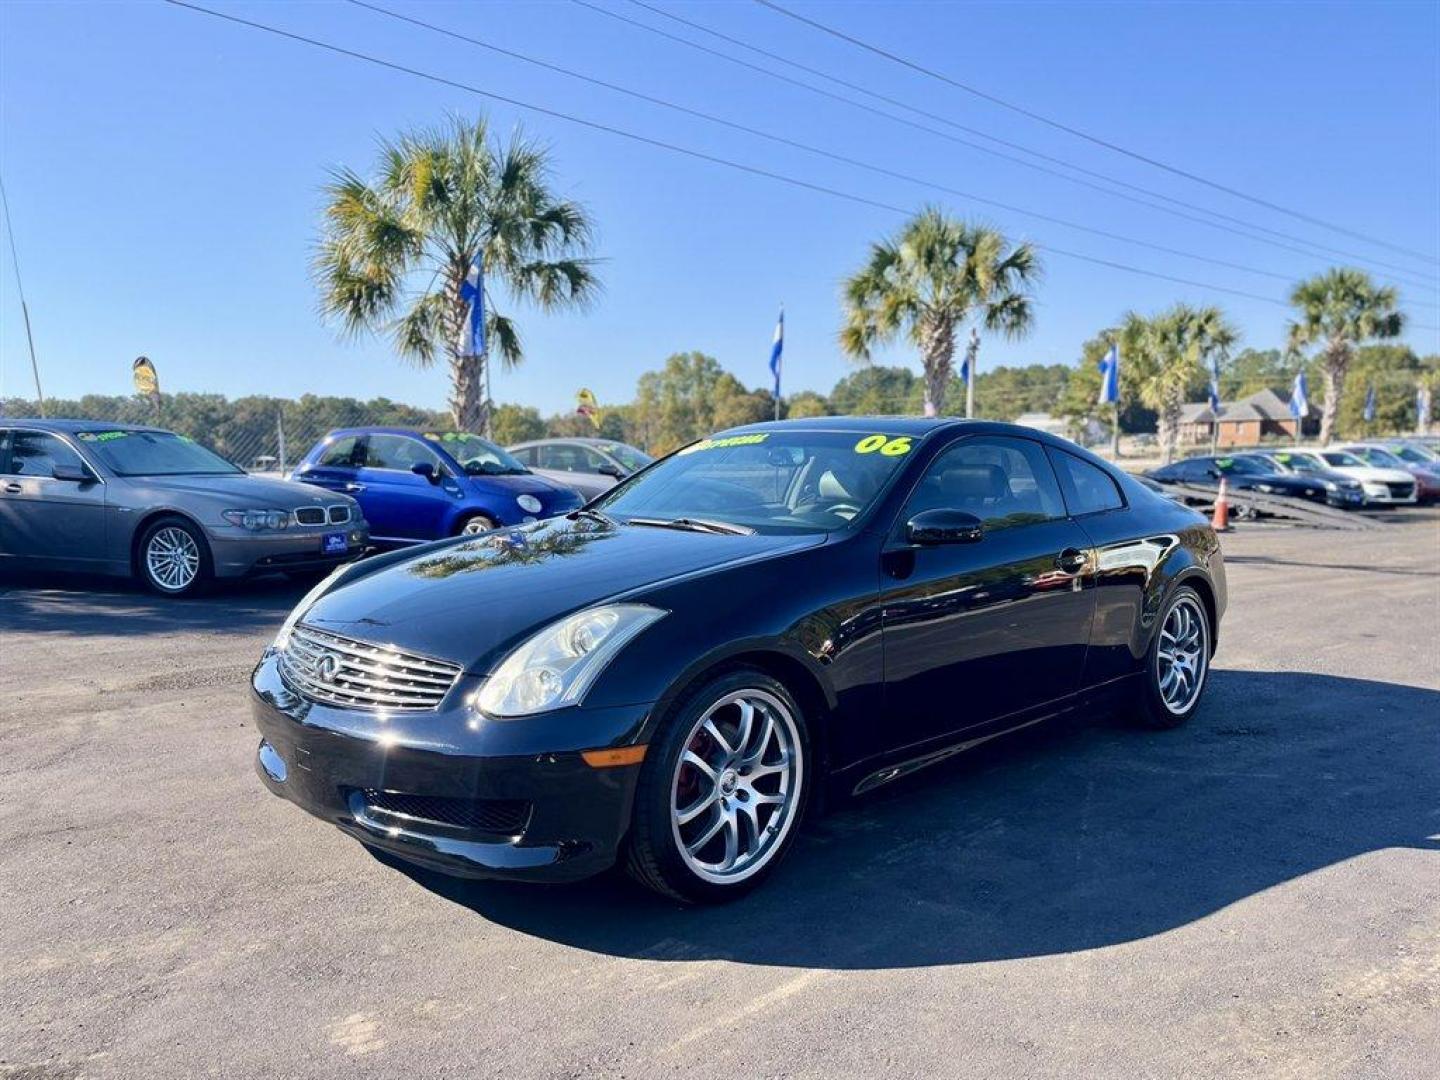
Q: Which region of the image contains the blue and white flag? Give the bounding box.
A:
[458,254,485,358]
[768,307,784,399]
[1096,342,1119,406]
[959,354,971,387]
[1419,385,1431,430]
[1208,358,1223,415]
[1363,384,1376,423]
[1289,370,1310,420]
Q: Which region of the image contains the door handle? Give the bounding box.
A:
[2,483,19,494]
[1055,547,1087,574]
[343,483,365,493]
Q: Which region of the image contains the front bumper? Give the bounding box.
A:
[1361,487,1418,506]
[250,652,650,882]
[207,523,371,578]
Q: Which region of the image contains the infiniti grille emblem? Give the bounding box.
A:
[315,652,341,684]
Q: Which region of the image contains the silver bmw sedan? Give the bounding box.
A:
[0,419,369,596]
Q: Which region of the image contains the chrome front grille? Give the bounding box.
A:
[279,625,462,711]
[294,505,352,526]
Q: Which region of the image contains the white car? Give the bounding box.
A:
[1281,448,1417,505]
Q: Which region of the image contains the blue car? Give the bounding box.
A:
[291,428,583,544]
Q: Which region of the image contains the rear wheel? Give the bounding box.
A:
[626,669,809,903]
[137,515,211,597]
[456,513,498,536]
[1129,586,1211,728]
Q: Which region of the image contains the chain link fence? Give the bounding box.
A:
[0,393,452,475]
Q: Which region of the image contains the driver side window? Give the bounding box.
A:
[903,437,1065,532]
[7,431,85,478]
[364,434,445,474]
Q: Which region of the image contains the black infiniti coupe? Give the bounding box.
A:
[252,419,1225,902]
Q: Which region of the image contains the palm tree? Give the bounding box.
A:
[839,208,1039,417]
[1287,268,1404,445]
[1123,304,1239,465]
[314,115,599,433]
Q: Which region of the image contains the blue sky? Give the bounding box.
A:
[2,0,1437,416]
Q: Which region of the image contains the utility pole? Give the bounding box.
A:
[0,174,44,416]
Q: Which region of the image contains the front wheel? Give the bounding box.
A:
[1129,586,1211,729]
[137,515,212,597]
[455,513,498,536]
[626,669,810,903]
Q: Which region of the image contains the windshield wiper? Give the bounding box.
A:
[625,516,755,536]
[568,507,616,527]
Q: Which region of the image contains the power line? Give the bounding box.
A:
[161,0,1440,336]
[754,0,1440,269]
[344,0,1388,292]
[596,0,1437,292]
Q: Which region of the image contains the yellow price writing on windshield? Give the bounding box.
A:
[854,434,913,456]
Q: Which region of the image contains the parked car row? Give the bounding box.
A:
[1144,439,1440,511]
[0,419,653,597]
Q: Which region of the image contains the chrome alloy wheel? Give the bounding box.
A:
[1156,594,1208,715]
[670,688,804,884]
[145,527,201,592]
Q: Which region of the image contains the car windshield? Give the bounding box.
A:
[1321,451,1365,468]
[424,432,528,475]
[75,429,242,476]
[600,442,653,472]
[1212,456,1266,475]
[1354,447,1402,466]
[1232,455,1276,473]
[1268,452,1319,472]
[593,429,921,534]
[1388,444,1433,463]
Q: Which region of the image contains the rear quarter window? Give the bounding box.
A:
[1049,449,1124,515]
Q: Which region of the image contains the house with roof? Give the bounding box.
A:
[1177,388,1318,447]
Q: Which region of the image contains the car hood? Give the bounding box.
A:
[119,473,357,509]
[1329,465,1414,483]
[300,516,824,672]
[464,471,566,495]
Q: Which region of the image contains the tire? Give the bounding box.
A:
[136,515,212,597]
[1128,585,1211,729]
[626,668,811,904]
[456,513,498,537]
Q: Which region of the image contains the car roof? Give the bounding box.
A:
[721,416,968,437]
[509,436,642,449]
[322,426,476,438]
[0,418,171,434]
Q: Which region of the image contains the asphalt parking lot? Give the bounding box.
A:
[3,511,1437,1080]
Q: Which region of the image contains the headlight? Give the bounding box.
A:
[1255,484,1275,493]
[477,604,666,718]
[516,494,542,513]
[223,508,290,530]
[1323,480,1338,491]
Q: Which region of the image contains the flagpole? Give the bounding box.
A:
[965,328,978,420]
[0,173,44,416]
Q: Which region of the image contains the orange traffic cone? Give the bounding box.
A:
[1212,476,1231,532]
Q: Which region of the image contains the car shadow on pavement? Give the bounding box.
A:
[0,569,305,638]
[378,669,1439,970]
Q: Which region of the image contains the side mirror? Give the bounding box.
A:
[597,462,625,479]
[410,462,439,484]
[52,462,92,483]
[906,508,984,546]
